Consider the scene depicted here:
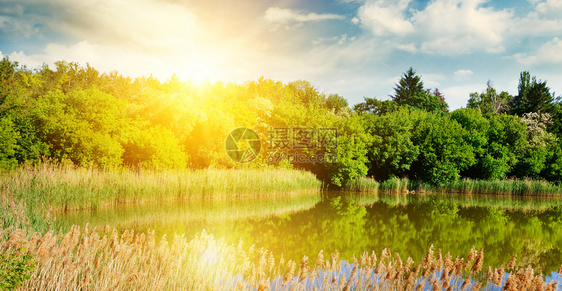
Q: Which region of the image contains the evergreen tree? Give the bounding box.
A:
[392,67,424,104]
[510,71,555,116]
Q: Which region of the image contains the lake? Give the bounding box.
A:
[55,191,562,275]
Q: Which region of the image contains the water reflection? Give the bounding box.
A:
[56,192,562,273]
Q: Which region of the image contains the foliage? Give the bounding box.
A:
[0,248,36,290]
[391,67,448,113]
[467,80,511,114]
[510,71,556,116]
[363,108,419,180]
[0,57,562,188]
[325,93,349,114]
[391,67,424,104]
[409,110,476,185]
[323,115,371,187]
[0,118,20,169]
[353,97,399,115]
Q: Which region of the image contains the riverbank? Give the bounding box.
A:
[345,176,562,196]
[0,164,321,232]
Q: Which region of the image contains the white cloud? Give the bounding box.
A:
[356,0,414,36]
[355,0,513,55]
[423,73,446,89]
[411,0,512,54]
[512,37,562,66]
[454,69,474,80]
[535,0,562,18]
[52,0,198,54]
[512,0,562,36]
[441,84,483,109]
[395,43,416,53]
[1,0,199,54]
[264,7,345,26]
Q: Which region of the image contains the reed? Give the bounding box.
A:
[1,227,560,290]
[426,178,562,196]
[343,176,379,192]
[0,163,321,231]
[348,176,562,196]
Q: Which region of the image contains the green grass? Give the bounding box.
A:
[0,163,322,232]
[343,176,379,192]
[345,176,562,196]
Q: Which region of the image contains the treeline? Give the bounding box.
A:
[0,58,561,187]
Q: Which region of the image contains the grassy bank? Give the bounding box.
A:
[345,177,562,196]
[0,164,321,232]
[1,226,560,290]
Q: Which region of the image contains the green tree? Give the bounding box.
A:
[391,68,448,113]
[392,67,424,104]
[450,109,490,179]
[512,112,557,178]
[0,117,20,169]
[363,108,419,180]
[410,111,476,185]
[32,88,126,167]
[324,115,372,187]
[467,81,511,114]
[541,141,562,185]
[486,113,528,179]
[510,71,556,116]
[402,90,448,113]
[122,124,188,169]
[325,94,349,114]
[353,97,399,115]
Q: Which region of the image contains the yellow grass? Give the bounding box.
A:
[2,227,560,290]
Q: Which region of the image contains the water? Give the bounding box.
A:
[55,191,562,274]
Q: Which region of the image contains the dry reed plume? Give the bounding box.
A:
[1,227,561,290]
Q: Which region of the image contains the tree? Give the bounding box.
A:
[409,111,476,185]
[363,108,419,180]
[512,112,557,178]
[486,113,528,179]
[0,118,19,169]
[32,88,127,167]
[353,97,399,115]
[467,81,511,114]
[392,67,424,104]
[391,68,448,113]
[450,109,489,179]
[401,90,448,113]
[325,94,349,114]
[510,71,555,116]
[122,124,188,169]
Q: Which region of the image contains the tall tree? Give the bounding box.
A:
[392,68,448,113]
[391,67,424,104]
[510,71,555,116]
[467,80,511,114]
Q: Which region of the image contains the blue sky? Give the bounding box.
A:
[1,0,561,109]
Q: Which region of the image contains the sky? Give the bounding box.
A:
[0,0,561,109]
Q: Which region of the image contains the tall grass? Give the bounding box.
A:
[343,176,379,192]
[346,176,562,196]
[2,227,560,290]
[432,178,562,196]
[0,163,321,232]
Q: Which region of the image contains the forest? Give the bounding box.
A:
[1,57,561,188]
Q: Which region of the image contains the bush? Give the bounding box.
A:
[0,248,36,290]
